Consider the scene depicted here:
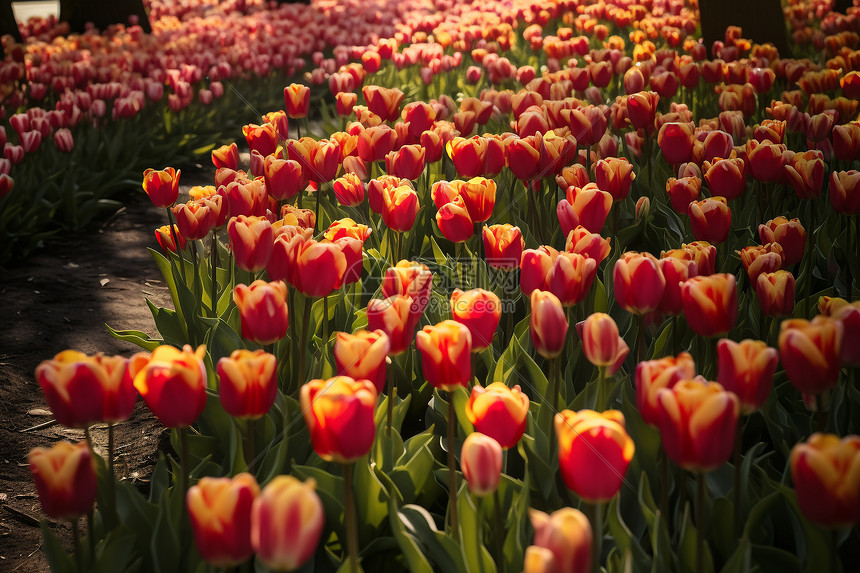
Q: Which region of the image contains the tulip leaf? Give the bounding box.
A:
[718,536,752,573]
[40,521,76,573]
[518,430,555,502]
[637,471,674,573]
[199,316,246,364]
[397,504,467,573]
[146,299,187,349]
[458,488,498,573]
[607,496,652,572]
[386,494,436,573]
[93,526,140,573]
[354,455,391,535]
[291,464,346,540]
[502,475,530,573]
[678,502,714,573]
[105,325,162,352]
[149,490,182,573]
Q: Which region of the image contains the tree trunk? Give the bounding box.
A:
[59,0,152,34]
[699,0,789,57]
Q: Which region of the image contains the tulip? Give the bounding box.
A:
[332,173,365,207]
[336,92,358,116]
[716,339,778,415]
[557,183,613,235]
[450,288,502,351]
[357,124,398,163]
[264,156,304,202]
[461,432,503,497]
[367,295,422,355]
[35,351,135,427]
[459,177,496,223]
[785,150,827,200]
[446,135,506,178]
[402,102,436,137]
[142,167,180,208]
[832,123,860,162]
[739,243,785,283]
[382,184,420,232]
[701,130,734,163]
[252,476,324,571]
[217,350,278,420]
[276,205,316,230]
[756,270,796,317]
[746,139,790,183]
[658,256,697,315]
[778,316,843,395]
[520,246,557,296]
[681,274,738,337]
[790,433,860,528]
[657,122,695,166]
[334,330,390,395]
[594,157,635,201]
[385,145,426,181]
[242,123,278,157]
[282,235,347,298]
[28,441,97,521]
[547,253,598,307]
[325,219,372,243]
[613,251,666,315]
[483,224,525,269]
[523,546,559,573]
[556,164,590,190]
[565,226,611,264]
[187,474,259,567]
[436,195,474,243]
[416,320,472,391]
[555,409,635,502]
[362,85,405,122]
[284,84,310,118]
[530,290,568,359]
[0,173,13,200]
[833,303,860,366]
[228,215,273,273]
[129,345,208,428]
[381,260,433,313]
[830,170,860,214]
[627,91,659,132]
[301,376,377,463]
[578,313,630,376]
[173,200,213,241]
[636,352,697,427]
[689,197,731,244]
[212,143,239,170]
[221,179,268,219]
[465,383,529,450]
[666,176,701,214]
[529,507,593,573]
[233,281,289,345]
[758,217,806,266]
[655,379,739,472]
[155,224,186,253]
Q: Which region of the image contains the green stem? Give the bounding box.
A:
[636,313,646,364]
[732,416,744,537]
[660,445,669,525]
[190,240,201,302]
[448,393,459,538]
[210,230,219,318]
[589,502,603,573]
[322,295,329,353]
[180,427,190,495]
[696,472,707,573]
[314,186,321,234]
[493,488,505,573]
[87,508,95,565]
[386,365,396,436]
[166,208,186,275]
[671,315,679,356]
[299,296,311,386]
[245,418,256,473]
[343,463,359,573]
[596,365,607,412]
[107,423,116,523]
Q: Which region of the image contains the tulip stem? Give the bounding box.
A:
[587,502,603,573]
[732,415,744,538]
[322,295,330,351]
[314,187,321,234]
[180,427,190,495]
[166,208,186,276]
[846,215,853,298]
[636,313,646,365]
[448,393,459,538]
[299,296,311,387]
[596,365,607,412]
[696,472,707,573]
[245,418,256,473]
[107,423,117,523]
[671,315,679,356]
[210,230,219,318]
[659,446,669,525]
[343,463,360,573]
[493,488,505,573]
[190,240,201,302]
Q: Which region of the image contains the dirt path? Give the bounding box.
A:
[0,171,208,571]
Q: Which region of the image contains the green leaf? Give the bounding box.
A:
[458,489,497,573]
[398,504,467,573]
[40,521,76,573]
[105,325,162,352]
[354,455,391,536]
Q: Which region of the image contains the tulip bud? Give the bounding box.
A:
[832,303,860,366]
[35,351,136,427]
[657,121,695,165]
[217,350,278,419]
[155,224,186,253]
[529,508,593,573]
[252,476,324,571]
[459,177,496,223]
[461,432,503,496]
[264,156,304,202]
[689,197,731,245]
[636,352,696,427]
[666,176,701,215]
[284,84,310,118]
[233,281,289,345]
[187,474,259,567]
[778,316,843,395]
[436,195,474,243]
[555,409,635,501]
[416,320,472,391]
[523,546,559,573]
[173,200,213,241]
[716,339,778,415]
[681,274,738,337]
[594,157,635,202]
[655,379,739,472]
[483,224,525,269]
[530,290,568,359]
[613,251,666,315]
[450,288,501,351]
[756,270,795,317]
[334,330,390,394]
[658,256,697,315]
[28,441,97,521]
[790,433,860,528]
[129,345,208,428]
[557,183,613,236]
[385,145,426,181]
[228,215,273,273]
[466,383,529,450]
[332,173,366,207]
[578,313,630,375]
[142,167,180,208]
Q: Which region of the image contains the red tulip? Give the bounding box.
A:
[530,290,568,359]
[217,350,278,419]
[779,316,843,395]
[689,197,731,244]
[187,474,259,567]
[717,339,778,415]
[681,274,738,337]
[233,281,290,345]
[465,383,529,450]
[461,432,503,496]
[301,376,377,463]
[613,251,666,315]
[28,441,97,521]
[635,352,696,427]
[450,288,502,351]
[129,345,208,428]
[334,330,390,394]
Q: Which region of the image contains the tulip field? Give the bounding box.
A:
[6,0,860,571]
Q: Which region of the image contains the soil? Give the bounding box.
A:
[0,169,210,571]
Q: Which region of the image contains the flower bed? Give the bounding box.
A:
[17,0,860,572]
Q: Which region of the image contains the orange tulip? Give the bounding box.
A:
[187,474,259,567]
[459,177,496,223]
[665,176,701,214]
[530,290,569,359]
[613,251,666,315]
[830,170,860,214]
[655,379,739,472]
[228,215,273,273]
[716,339,778,415]
[385,144,426,181]
[332,173,366,207]
[324,218,371,243]
[681,274,738,337]
[173,200,213,241]
[300,376,377,463]
[790,433,860,528]
[548,252,598,307]
[461,432,503,496]
[264,156,304,202]
[658,255,697,315]
[465,383,529,450]
[28,441,97,521]
[334,330,390,394]
[129,345,208,428]
[833,303,860,365]
[382,184,420,232]
[756,270,795,317]
[450,288,501,351]
[143,167,180,208]
[251,476,324,571]
[483,224,525,269]
[362,85,405,122]
[738,243,784,283]
[217,350,278,419]
[520,246,557,295]
[357,124,398,163]
[785,150,827,200]
[446,135,506,178]
[689,197,731,244]
[436,195,474,243]
[557,183,613,235]
[555,409,635,502]
[233,280,289,345]
[778,316,843,395]
[758,217,806,266]
[746,139,790,184]
[635,352,696,427]
[381,260,433,312]
[282,235,347,298]
[284,83,310,118]
[155,224,186,253]
[212,143,239,170]
[529,507,593,573]
[594,157,635,201]
[221,178,268,219]
[36,351,135,427]
[565,226,611,264]
[242,123,278,157]
[416,320,472,391]
[578,313,630,375]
